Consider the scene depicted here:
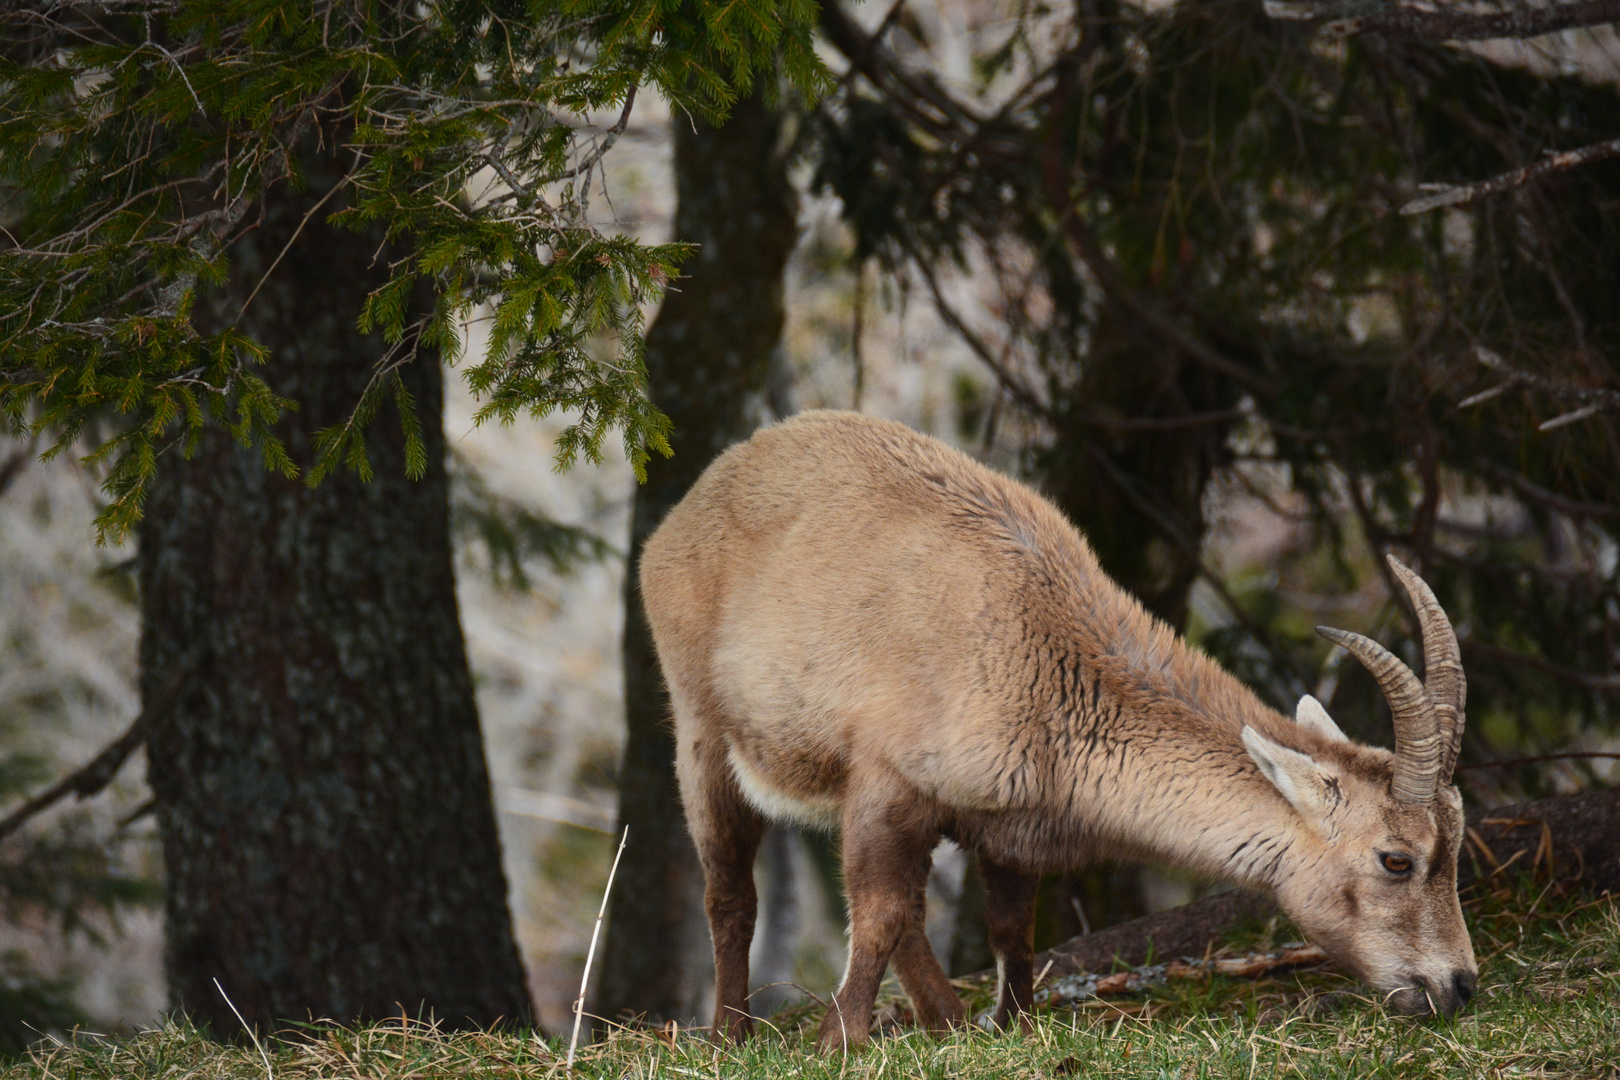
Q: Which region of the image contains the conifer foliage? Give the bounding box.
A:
[813,0,1620,789]
[0,0,828,541]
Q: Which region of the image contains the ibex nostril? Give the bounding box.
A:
[1453,970,1476,1006]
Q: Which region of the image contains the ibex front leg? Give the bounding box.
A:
[817,776,942,1051]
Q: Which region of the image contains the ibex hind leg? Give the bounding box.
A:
[675,721,766,1044]
[981,855,1039,1032]
[817,777,943,1052]
[890,886,968,1033]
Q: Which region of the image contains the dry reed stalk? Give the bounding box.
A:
[567,825,629,1069]
[214,978,274,1080]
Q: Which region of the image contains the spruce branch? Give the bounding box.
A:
[1,0,828,536]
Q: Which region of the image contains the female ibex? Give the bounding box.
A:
[641,411,1476,1049]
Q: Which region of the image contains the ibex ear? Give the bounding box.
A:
[1242,726,1341,819]
[1295,695,1348,743]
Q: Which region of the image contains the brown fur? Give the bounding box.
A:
[640,411,1476,1049]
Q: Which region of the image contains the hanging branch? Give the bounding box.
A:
[820,1,987,143]
[893,234,1051,418]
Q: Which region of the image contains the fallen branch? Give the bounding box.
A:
[1025,787,1620,978]
[1401,137,1620,215]
[1034,890,1278,980]
[1035,944,1330,1006]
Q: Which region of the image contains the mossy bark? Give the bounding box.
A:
[595,89,798,1025]
[139,140,531,1032]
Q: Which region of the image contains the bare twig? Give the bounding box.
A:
[1402,137,1620,214]
[1457,383,1512,409]
[568,825,628,1069]
[1537,403,1605,432]
[0,718,150,843]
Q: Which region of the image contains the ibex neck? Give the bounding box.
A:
[1074,714,1310,897]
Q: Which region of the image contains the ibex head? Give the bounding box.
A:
[1242,556,1476,1016]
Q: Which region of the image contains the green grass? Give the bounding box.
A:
[6,884,1618,1079]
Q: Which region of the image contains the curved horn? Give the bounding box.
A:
[1386,556,1467,783]
[1316,625,1442,803]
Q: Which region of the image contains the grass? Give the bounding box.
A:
[5,881,1617,1080]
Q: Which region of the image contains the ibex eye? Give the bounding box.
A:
[1380,853,1413,875]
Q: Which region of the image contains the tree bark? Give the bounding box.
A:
[1025,787,1620,978]
[139,137,531,1033]
[593,88,799,1027]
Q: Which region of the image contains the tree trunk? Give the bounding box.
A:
[595,88,798,1027]
[139,137,531,1033]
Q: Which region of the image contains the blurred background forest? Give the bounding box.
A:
[3,0,1619,1053]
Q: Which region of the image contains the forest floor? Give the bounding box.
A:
[5,880,1616,1080]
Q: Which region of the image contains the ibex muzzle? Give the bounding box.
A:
[640,411,1476,1048]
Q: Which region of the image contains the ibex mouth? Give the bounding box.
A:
[1386,973,1475,1018]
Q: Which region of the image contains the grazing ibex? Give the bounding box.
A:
[641,411,1476,1049]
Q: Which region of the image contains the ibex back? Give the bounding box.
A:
[641,411,1475,1049]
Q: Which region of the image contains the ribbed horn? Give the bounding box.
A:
[1385,556,1467,784]
[1316,625,1442,804]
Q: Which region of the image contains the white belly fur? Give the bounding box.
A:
[727,746,842,831]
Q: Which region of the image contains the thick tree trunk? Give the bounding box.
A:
[139,140,531,1033]
[595,89,798,1026]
